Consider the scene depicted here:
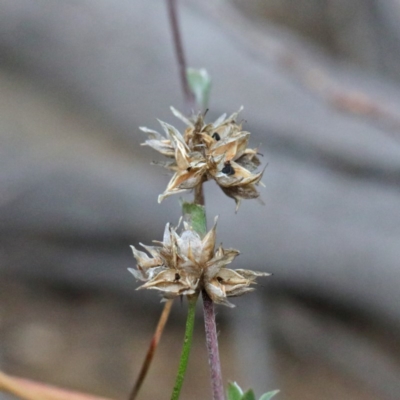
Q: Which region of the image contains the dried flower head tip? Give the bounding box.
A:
[128,218,270,307]
[141,107,265,209]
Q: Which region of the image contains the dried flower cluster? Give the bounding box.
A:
[129,219,269,307]
[141,107,264,209]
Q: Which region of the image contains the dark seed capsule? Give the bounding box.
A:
[212,132,221,141]
[175,273,180,281]
[222,162,235,176]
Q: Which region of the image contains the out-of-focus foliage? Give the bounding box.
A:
[227,382,279,400]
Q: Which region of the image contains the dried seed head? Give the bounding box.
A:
[128,218,270,307]
[141,107,265,209]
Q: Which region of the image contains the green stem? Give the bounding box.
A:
[170,201,206,400]
[170,295,198,400]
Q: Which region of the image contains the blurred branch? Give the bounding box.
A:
[195,1,400,141]
[0,371,113,400]
[297,62,400,138]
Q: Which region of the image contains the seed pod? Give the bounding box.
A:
[128,218,270,307]
[141,106,265,208]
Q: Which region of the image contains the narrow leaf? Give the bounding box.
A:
[259,390,280,400]
[241,389,256,400]
[226,382,243,400]
[182,201,207,238]
[186,68,211,110]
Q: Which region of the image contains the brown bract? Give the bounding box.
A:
[128,219,269,307]
[141,107,265,209]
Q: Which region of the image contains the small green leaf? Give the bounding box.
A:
[182,201,207,238]
[259,390,280,400]
[241,389,256,400]
[186,68,211,110]
[227,382,243,400]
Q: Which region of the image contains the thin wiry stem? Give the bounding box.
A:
[170,295,198,400]
[195,179,224,400]
[168,1,224,399]
[129,4,195,396]
[129,300,173,400]
[202,290,225,400]
[166,0,195,113]
[193,182,225,400]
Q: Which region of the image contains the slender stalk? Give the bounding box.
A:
[166,0,195,113]
[129,300,173,400]
[130,2,196,398]
[166,1,208,397]
[202,290,225,400]
[170,295,198,400]
[191,182,225,400]
[169,201,206,399]
[190,181,225,400]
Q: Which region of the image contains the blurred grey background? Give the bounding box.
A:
[1,0,400,399]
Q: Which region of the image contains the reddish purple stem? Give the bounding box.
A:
[166,0,195,113]
[167,1,224,399]
[202,290,225,400]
